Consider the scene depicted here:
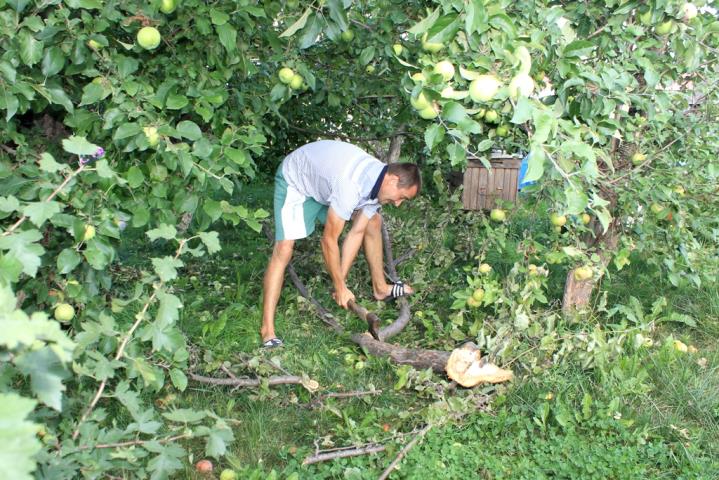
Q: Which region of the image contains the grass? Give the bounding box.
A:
[114,182,719,478]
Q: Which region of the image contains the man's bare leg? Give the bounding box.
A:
[260,239,295,342]
[362,214,413,300]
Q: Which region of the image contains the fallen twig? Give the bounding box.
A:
[377,424,432,480]
[302,443,386,465]
[188,372,312,388]
[75,433,191,452]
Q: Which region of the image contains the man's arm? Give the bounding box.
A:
[340,211,371,280]
[321,207,355,308]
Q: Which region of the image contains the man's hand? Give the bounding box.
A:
[333,285,356,309]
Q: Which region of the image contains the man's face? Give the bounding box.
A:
[378,174,418,207]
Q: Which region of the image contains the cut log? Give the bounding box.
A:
[445,342,514,387]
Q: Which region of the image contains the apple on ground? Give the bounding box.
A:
[160,0,177,14]
[631,152,646,165]
[54,303,75,322]
[137,27,161,50]
[220,469,238,480]
[490,208,506,222]
[365,64,375,74]
[195,459,213,473]
[478,263,492,274]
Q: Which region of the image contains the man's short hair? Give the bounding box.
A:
[387,163,421,192]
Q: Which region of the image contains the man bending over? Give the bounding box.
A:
[260,140,421,348]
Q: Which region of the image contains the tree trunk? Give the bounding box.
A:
[383,127,405,164]
[562,220,620,314]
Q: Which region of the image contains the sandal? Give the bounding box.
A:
[261,337,284,349]
[379,281,410,302]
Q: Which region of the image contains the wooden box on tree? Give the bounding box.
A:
[462,152,522,211]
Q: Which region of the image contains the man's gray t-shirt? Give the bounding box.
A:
[281,140,385,221]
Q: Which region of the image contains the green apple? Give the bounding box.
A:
[219,469,238,480]
[550,213,567,227]
[278,67,295,84]
[496,124,509,137]
[289,74,304,90]
[143,126,160,147]
[469,75,502,102]
[490,208,506,222]
[478,263,492,274]
[340,29,354,42]
[484,110,499,123]
[673,185,685,196]
[631,152,646,165]
[418,105,438,119]
[392,44,403,56]
[54,303,75,322]
[472,288,485,302]
[137,27,161,50]
[581,213,591,225]
[421,33,444,53]
[87,39,102,50]
[655,19,674,35]
[410,92,431,110]
[410,72,425,83]
[573,266,593,281]
[508,73,535,99]
[160,0,177,14]
[83,224,96,241]
[433,60,455,81]
[466,296,481,308]
[365,64,375,74]
[638,8,653,25]
[528,264,539,276]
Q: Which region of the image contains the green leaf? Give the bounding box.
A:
[225,147,249,166]
[126,166,145,188]
[198,231,221,253]
[0,196,20,214]
[95,159,114,178]
[510,96,533,124]
[169,368,188,392]
[205,421,234,457]
[0,60,17,83]
[79,83,108,106]
[41,46,65,77]
[299,14,322,49]
[327,0,349,31]
[441,101,468,123]
[22,201,62,227]
[177,120,202,141]
[408,8,440,36]
[0,393,42,480]
[280,8,311,37]
[465,0,487,35]
[166,94,189,110]
[476,139,493,152]
[0,254,23,284]
[39,152,67,173]
[524,147,545,183]
[18,30,43,67]
[425,14,460,44]
[57,248,82,274]
[146,443,185,480]
[564,187,588,215]
[489,14,516,38]
[15,347,68,411]
[216,23,237,52]
[594,207,612,234]
[47,86,74,113]
[62,135,100,156]
[0,229,44,277]
[358,46,376,66]
[152,256,184,282]
[146,224,177,241]
[113,122,142,140]
[532,109,555,144]
[446,143,466,167]
[163,408,207,423]
[3,94,19,121]
[562,40,595,58]
[424,124,445,151]
[210,8,230,25]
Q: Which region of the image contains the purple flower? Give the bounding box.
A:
[94,147,105,158]
[79,156,91,165]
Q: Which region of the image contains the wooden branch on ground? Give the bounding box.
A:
[302,444,386,465]
[188,372,319,391]
[378,424,432,480]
